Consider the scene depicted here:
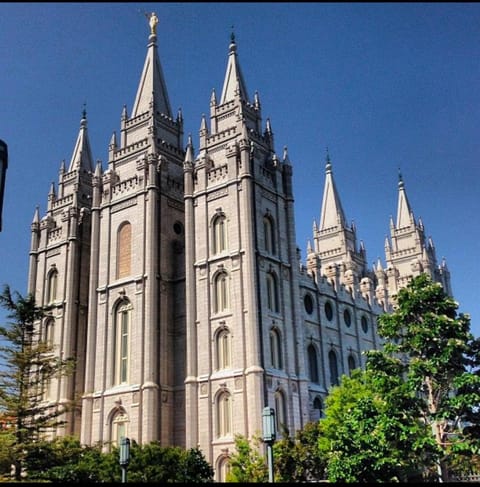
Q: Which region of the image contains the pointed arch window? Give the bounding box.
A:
[217,391,232,437]
[307,344,319,383]
[266,272,279,313]
[214,271,229,313]
[328,350,339,387]
[216,328,232,370]
[263,214,276,254]
[270,328,282,370]
[212,214,227,255]
[47,268,58,304]
[117,222,132,279]
[114,300,131,385]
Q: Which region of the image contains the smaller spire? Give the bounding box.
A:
[177,107,183,123]
[32,206,40,224]
[184,134,194,164]
[210,88,217,106]
[254,90,261,109]
[282,146,291,165]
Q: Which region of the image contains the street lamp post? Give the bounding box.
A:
[119,436,130,483]
[262,407,276,483]
[0,139,8,232]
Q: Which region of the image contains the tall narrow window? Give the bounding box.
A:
[47,269,58,304]
[270,328,282,369]
[212,214,227,254]
[263,214,275,254]
[111,411,128,448]
[117,222,132,279]
[274,390,286,436]
[328,350,339,387]
[266,272,279,312]
[44,318,54,346]
[114,300,131,385]
[214,272,229,313]
[216,328,231,370]
[217,392,232,437]
[312,396,323,421]
[348,354,356,375]
[308,344,319,383]
[217,457,231,483]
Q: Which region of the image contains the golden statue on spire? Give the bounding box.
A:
[147,12,158,36]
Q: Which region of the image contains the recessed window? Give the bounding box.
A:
[361,316,369,333]
[343,309,351,327]
[324,302,333,321]
[304,294,314,314]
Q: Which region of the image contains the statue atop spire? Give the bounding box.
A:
[147,12,159,36]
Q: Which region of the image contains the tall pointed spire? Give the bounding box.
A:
[68,106,94,172]
[220,30,249,104]
[396,170,413,228]
[319,150,346,230]
[132,12,172,118]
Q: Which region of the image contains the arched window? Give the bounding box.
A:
[214,271,229,313]
[343,308,351,327]
[270,328,282,369]
[114,300,131,385]
[44,318,54,346]
[312,396,323,421]
[217,456,231,483]
[117,222,132,279]
[216,328,231,370]
[307,344,319,383]
[328,350,339,387]
[361,315,369,333]
[111,410,129,448]
[263,214,276,254]
[324,301,333,321]
[217,391,232,437]
[274,390,286,436]
[266,272,279,312]
[212,214,227,254]
[348,354,356,375]
[47,268,58,304]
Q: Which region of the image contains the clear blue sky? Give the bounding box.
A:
[1,2,479,338]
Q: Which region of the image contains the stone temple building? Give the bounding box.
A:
[26,16,451,480]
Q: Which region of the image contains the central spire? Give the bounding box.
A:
[131,12,172,118]
[220,31,249,104]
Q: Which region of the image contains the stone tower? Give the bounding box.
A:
[183,33,310,477]
[79,21,186,448]
[28,109,94,435]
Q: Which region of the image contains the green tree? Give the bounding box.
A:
[113,440,214,482]
[24,436,110,482]
[0,285,75,481]
[226,434,268,482]
[367,274,480,481]
[319,369,436,483]
[274,421,326,482]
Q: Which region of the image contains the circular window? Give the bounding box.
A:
[361,316,369,333]
[324,302,333,321]
[173,221,183,235]
[343,309,351,327]
[304,294,314,314]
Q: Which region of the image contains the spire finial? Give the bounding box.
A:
[82,102,87,120]
[146,11,159,36]
[398,167,404,188]
[326,146,331,164]
[231,25,235,44]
